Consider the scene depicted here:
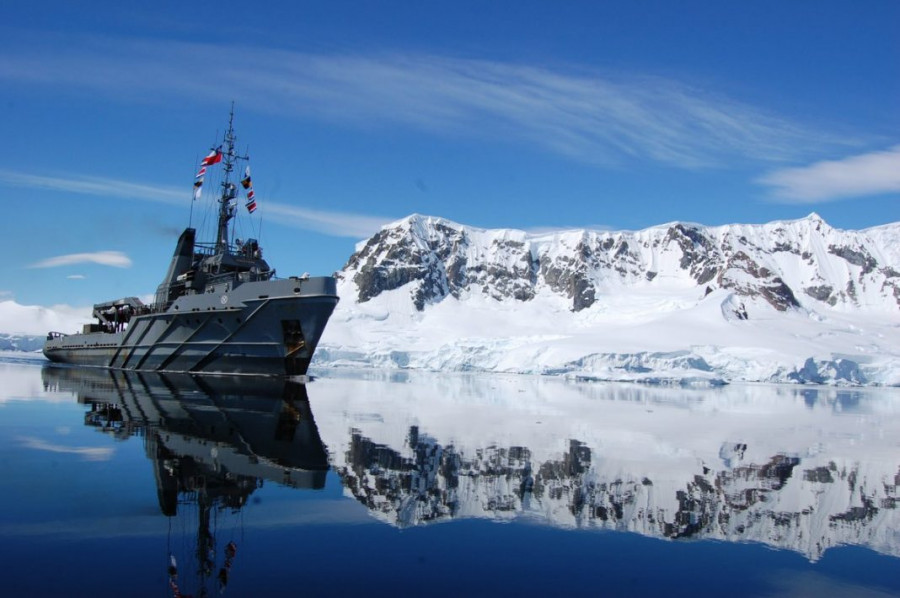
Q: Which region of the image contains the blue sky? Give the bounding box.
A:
[1,1,898,308]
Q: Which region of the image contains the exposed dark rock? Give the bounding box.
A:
[773,242,800,254]
[804,467,835,484]
[805,285,837,306]
[831,496,879,523]
[695,266,718,285]
[829,245,877,274]
[718,252,800,311]
[664,224,720,283]
[540,245,597,312]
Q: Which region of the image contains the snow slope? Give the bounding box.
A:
[318,213,900,385]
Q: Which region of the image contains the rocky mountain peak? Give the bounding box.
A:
[338,214,899,315]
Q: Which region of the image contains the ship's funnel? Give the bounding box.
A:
[155,228,196,305]
[164,228,195,286]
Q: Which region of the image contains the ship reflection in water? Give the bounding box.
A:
[13,364,900,596]
[44,366,330,491]
[41,365,329,597]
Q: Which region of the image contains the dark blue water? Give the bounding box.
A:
[1,358,898,597]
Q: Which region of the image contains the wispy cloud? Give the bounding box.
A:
[3,168,389,239]
[0,170,186,205]
[19,436,114,461]
[29,251,132,269]
[0,34,854,169]
[66,274,86,280]
[264,202,388,238]
[758,145,900,203]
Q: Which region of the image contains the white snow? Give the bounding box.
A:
[317,214,900,386]
[319,283,900,385]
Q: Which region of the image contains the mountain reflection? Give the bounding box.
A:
[340,428,897,558]
[40,366,900,565]
[310,376,900,563]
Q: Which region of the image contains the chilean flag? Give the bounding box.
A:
[200,147,223,166]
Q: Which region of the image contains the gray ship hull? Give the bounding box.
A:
[44,276,338,377]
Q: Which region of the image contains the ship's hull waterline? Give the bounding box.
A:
[43,277,339,377]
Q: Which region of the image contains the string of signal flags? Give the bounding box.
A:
[192,146,257,213]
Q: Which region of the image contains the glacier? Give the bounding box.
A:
[317,213,900,386]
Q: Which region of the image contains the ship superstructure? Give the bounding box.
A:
[44,111,338,376]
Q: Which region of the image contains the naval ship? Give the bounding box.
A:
[43,112,339,376]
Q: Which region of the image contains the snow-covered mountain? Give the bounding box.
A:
[318,213,900,385]
[342,212,898,313]
[0,334,44,352]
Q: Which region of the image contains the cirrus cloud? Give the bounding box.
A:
[758,145,900,203]
[0,170,186,205]
[0,33,858,170]
[2,168,391,239]
[263,202,388,239]
[29,251,132,269]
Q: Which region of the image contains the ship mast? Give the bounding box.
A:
[215,105,248,254]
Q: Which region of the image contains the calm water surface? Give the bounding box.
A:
[1,357,898,597]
